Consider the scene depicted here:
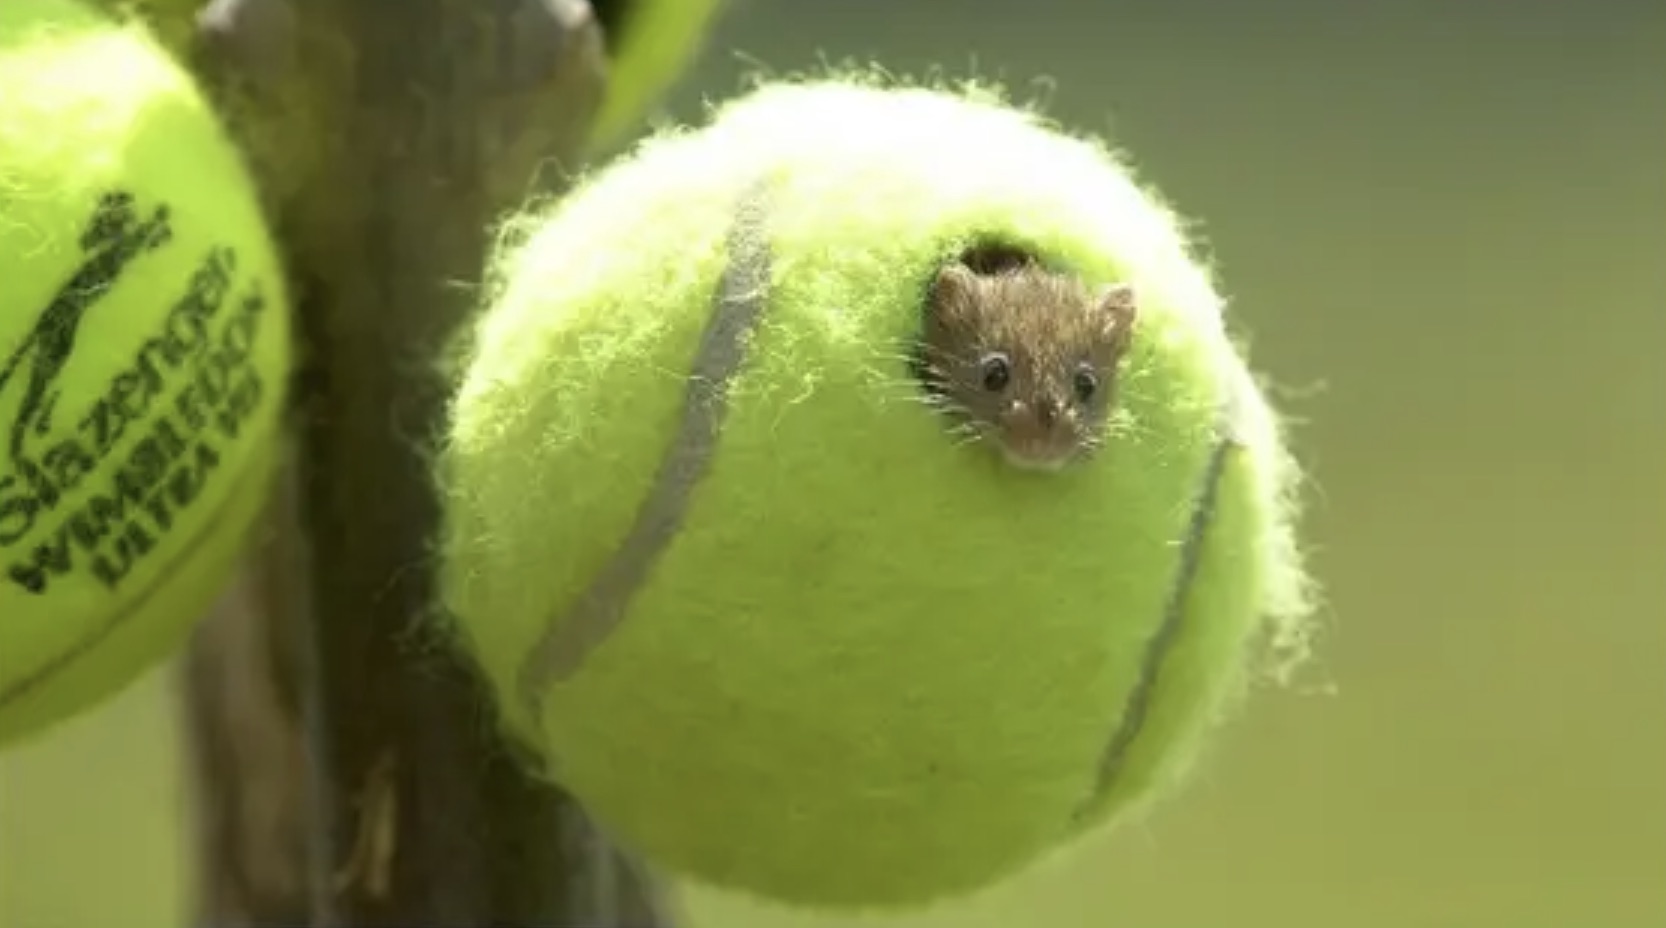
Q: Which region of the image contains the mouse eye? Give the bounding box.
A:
[1072,366,1100,403]
[979,353,1011,392]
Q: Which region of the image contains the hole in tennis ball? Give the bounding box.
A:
[954,240,1040,277]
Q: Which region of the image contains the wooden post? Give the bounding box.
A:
[174,0,672,924]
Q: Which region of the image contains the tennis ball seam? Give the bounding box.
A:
[0,419,279,710]
[1075,396,1241,819]
[513,178,774,720]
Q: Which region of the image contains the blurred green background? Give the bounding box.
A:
[4,1,1665,926]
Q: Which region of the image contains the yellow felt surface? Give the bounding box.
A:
[3,2,1663,926]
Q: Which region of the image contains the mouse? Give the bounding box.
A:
[910,247,1139,472]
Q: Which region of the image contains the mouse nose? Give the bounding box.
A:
[1034,396,1059,429]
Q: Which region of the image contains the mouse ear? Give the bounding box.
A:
[926,262,980,322]
[1095,282,1139,341]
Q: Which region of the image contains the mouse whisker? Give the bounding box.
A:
[871,372,955,402]
[902,344,970,370]
[925,395,974,421]
[869,345,942,369]
[950,429,989,450]
[870,381,954,412]
[872,347,933,364]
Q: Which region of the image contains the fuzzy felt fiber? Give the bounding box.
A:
[0,0,290,747]
[439,76,1313,909]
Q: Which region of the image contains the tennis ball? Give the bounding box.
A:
[438,77,1314,908]
[590,0,728,148]
[0,0,291,747]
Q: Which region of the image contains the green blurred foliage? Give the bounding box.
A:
[5,2,1664,926]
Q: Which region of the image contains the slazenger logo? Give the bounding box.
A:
[0,189,273,597]
[1,191,172,483]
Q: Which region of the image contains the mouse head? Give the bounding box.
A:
[919,257,1139,471]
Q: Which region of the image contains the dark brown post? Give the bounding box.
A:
[173,0,671,924]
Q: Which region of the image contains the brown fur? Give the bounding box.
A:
[914,251,1138,470]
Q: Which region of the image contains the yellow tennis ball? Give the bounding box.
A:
[439,77,1315,908]
[590,0,729,147]
[0,0,291,748]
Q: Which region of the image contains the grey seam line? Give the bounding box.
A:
[1078,393,1246,818]
[515,181,775,720]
